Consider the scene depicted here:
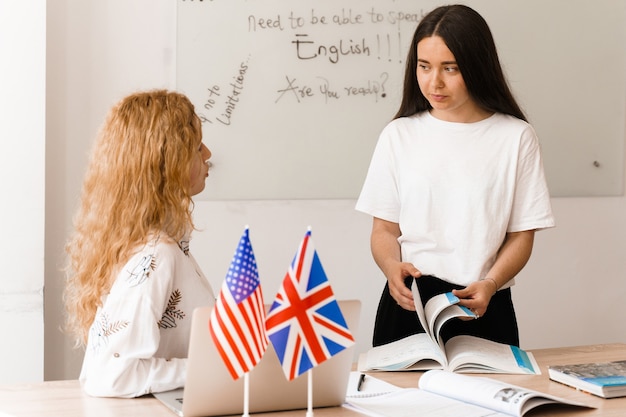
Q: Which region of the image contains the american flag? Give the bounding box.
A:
[208,228,268,380]
[265,229,355,381]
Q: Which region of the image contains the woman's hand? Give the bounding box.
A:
[453,230,535,319]
[387,262,421,311]
[452,279,496,319]
[370,217,421,311]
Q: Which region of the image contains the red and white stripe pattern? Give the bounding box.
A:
[209,228,268,379]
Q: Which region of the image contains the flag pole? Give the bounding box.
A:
[306,226,315,417]
[242,372,250,417]
[306,369,314,417]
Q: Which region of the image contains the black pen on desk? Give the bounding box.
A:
[357,373,366,391]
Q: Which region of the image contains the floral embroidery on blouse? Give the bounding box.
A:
[125,253,156,287]
[158,289,186,329]
[90,312,129,354]
[179,238,190,256]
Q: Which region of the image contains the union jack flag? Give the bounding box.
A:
[208,227,268,380]
[265,229,355,381]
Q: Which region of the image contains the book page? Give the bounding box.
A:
[430,303,475,345]
[361,333,446,371]
[412,280,476,347]
[410,279,429,339]
[419,370,589,416]
[424,292,459,339]
[444,335,540,374]
[345,387,509,417]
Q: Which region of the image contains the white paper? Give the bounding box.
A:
[345,388,507,417]
[345,372,402,399]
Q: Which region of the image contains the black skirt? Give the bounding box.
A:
[372,275,520,347]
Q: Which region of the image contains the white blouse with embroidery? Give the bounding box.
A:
[79,234,215,398]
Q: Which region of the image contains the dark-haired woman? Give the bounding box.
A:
[356,5,554,348]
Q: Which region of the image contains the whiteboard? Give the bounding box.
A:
[177,0,626,200]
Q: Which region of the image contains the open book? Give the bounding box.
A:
[344,370,592,417]
[359,279,540,374]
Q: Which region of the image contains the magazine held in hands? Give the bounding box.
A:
[359,278,540,374]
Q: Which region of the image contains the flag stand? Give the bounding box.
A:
[242,373,250,417]
[264,227,355,417]
[306,370,314,417]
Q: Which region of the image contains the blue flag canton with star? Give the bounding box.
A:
[226,229,259,304]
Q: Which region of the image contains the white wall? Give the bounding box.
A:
[44,0,178,380]
[43,0,626,381]
[0,1,46,383]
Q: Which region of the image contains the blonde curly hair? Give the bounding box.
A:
[64,90,203,346]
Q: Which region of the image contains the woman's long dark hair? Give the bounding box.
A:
[394,4,527,122]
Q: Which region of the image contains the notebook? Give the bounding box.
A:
[154,300,361,417]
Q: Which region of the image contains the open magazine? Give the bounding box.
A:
[359,279,540,374]
[344,370,592,417]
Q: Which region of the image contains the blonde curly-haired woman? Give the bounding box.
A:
[64,90,215,397]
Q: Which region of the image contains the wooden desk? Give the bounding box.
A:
[1,344,625,417]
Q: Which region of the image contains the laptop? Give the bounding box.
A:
[154,300,361,416]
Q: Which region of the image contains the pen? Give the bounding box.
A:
[357,373,366,391]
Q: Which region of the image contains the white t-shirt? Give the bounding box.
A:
[79,234,215,398]
[356,112,555,287]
